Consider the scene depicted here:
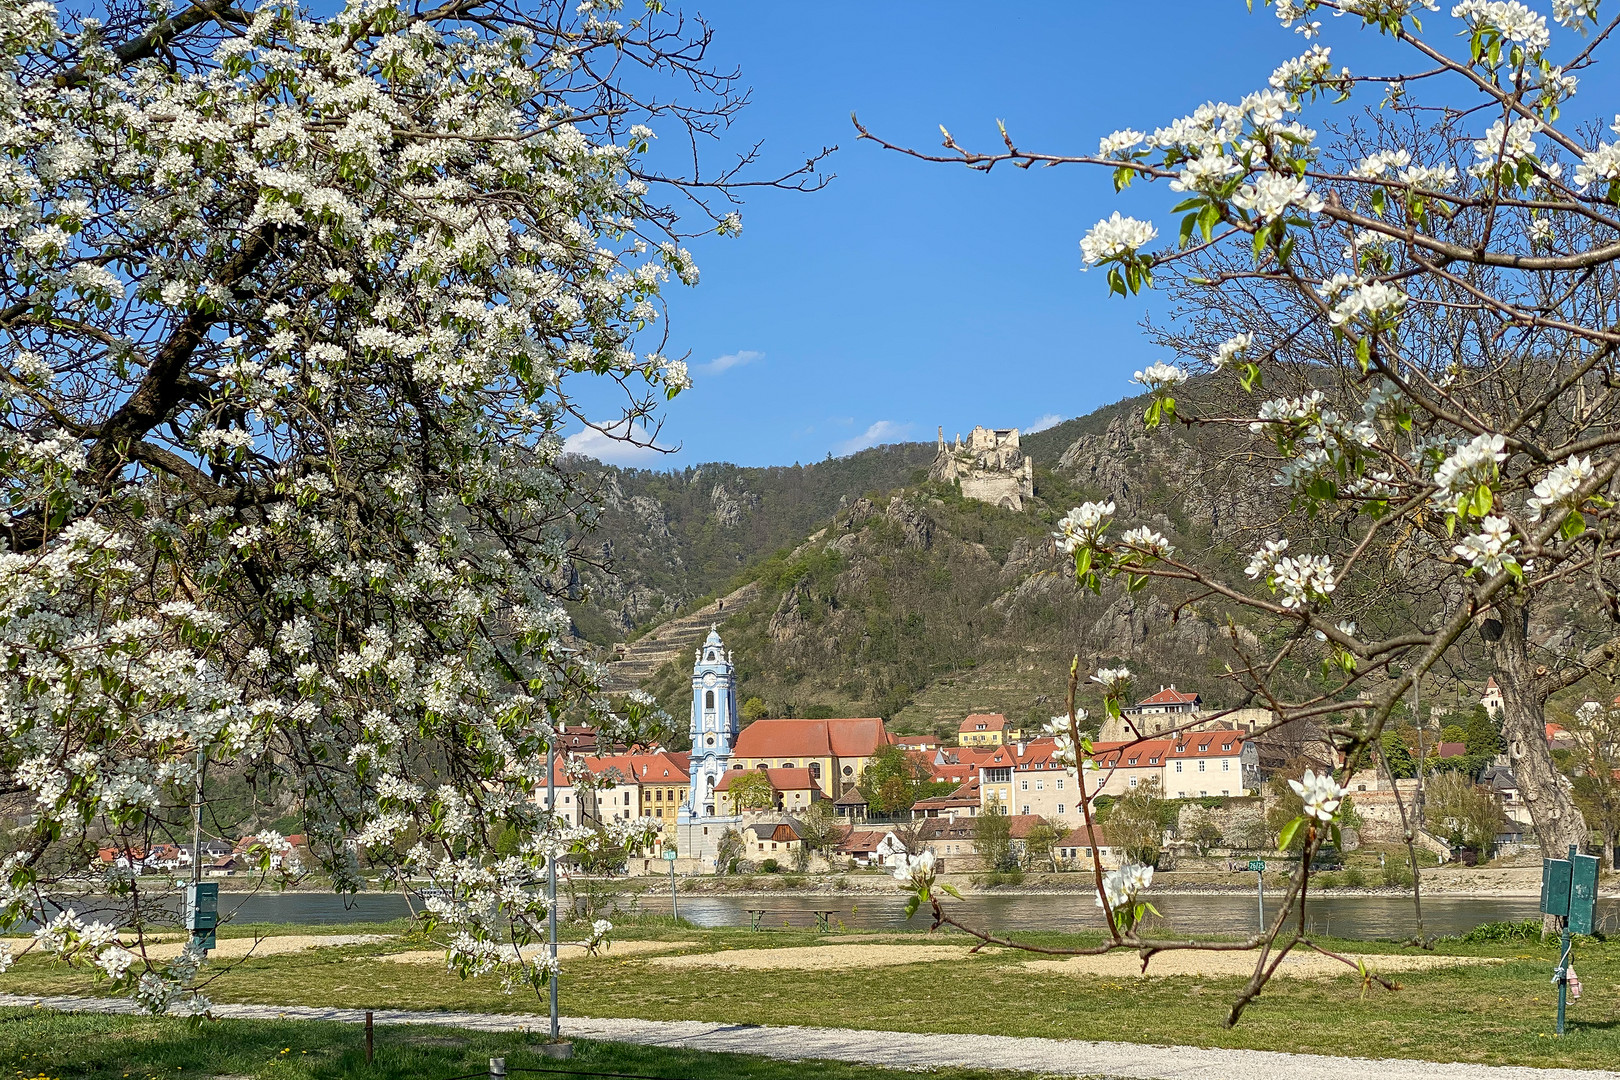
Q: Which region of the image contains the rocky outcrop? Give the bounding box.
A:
[884,497,933,549]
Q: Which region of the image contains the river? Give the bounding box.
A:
[174,888,1619,941]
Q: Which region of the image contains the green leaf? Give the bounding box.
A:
[941,883,963,900]
[904,894,920,919]
[1074,547,1093,579]
[1277,815,1306,851]
[1561,510,1586,541]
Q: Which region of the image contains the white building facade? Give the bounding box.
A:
[676,627,743,864]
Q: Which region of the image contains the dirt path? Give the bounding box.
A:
[1023,951,1501,980]
[642,943,985,971]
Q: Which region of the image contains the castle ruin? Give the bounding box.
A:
[930,425,1035,511]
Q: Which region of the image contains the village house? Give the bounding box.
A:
[741,819,803,863]
[632,753,691,831]
[1087,738,1174,800]
[894,734,942,751]
[911,773,981,819]
[833,827,905,868]
[729,717,892,797]
[917,816,980,871]
[1160,733,1260,798]
[958,712,1014,747]
[1055,826,1125,871]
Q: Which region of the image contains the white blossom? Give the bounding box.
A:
[1231,173,1325,222]
[1527,455,1596,520]
[1080,213,1158,264]
[1452,0,1551,52]
[1288,769,1348,822]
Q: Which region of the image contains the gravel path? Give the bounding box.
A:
[1,992,1614,1080]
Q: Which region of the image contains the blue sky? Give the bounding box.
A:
[559,3,1611,467]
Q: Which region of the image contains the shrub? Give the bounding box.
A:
[1342,866,1367,888]
[1381,857,1414,888]
[1313,871,1341,889]
[973,869,1025,888]
[1456,919,1542,944]
[761,858,779,873]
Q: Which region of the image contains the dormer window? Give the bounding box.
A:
[1222,743,1233,751]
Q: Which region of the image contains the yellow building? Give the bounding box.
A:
[959,712,1025,747]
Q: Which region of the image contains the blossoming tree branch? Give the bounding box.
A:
[0,0,826,1013]
[864,0,1620,1021]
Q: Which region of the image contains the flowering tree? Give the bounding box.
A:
[0,0,825,1011]
[862,0,1620,1020]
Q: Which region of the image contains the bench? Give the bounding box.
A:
[744,908,841,933]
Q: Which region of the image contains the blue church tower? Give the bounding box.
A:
[679,627,739,822]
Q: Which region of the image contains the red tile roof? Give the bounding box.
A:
[733,718,891,760]
[958,713,1007,733]
[1436,741,1468,759]
[1005,814,1048,839]
[1164,735,1246,758]
[579,752,689,783]
[1058,825,1118,849]
[714,766,817,792]
[1089,739,1175,767]
[1135,686,1200,707]
[894,735,941,749]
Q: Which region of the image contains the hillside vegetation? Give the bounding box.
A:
[578,382,1600,740]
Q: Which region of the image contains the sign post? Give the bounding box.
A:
[182,881,217,950]
[663,846,679,921]
[1540,845,1600,1035]
[1247,859,1267,931]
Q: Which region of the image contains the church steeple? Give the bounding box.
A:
[682,626,738,819]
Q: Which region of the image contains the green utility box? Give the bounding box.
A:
[183,882,218,950]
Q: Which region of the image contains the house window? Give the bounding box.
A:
[1198,761,1206,772]
[1022,805,1030,815]
[1127,756,1138,765]
[810,762,822,779]
[1222,761,1230,772]
[1020,780,1029,791]
[1128,778,1138,788]
[1056,779,1064,790]
[1057,804,1066,815]
[1222,743,1232,751]
[1175,762,1183,772]
[1035,780,1044,791]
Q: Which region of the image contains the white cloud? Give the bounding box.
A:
[697,349,763,376]
[561,422,670,466]
[1026,413,1065,434]
[835,420,912,456]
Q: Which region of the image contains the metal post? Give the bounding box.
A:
[1257,869,1265,931]
[364,1010,373,1065]
[669,858,678,921]
[1558,924,1570,1035]
[546,740,559,1041]
[489,1057,505,1080]
[191,749,206,885]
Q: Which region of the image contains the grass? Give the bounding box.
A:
[5,919,1618,1071]
[0,1009,1030,1080]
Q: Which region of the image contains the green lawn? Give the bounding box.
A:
[4,919,1615,1071]
[0,1010,1034,1080]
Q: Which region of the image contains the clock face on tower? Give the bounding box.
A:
[702,673,717,688]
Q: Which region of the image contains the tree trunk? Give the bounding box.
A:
[1481,596,1588,856]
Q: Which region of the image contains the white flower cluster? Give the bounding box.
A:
[1574,143,1620,192]
[1315,273,1407,328]
[1553,0,1601,29]
[892,848,937,888]
[1053,501,1115,554]
[1133,362,1187,392]
[1090,666,1133,696]
[1271,554,1338,609]
[1269,46,1343,93]
[1452,516,1520,574]
[1120,527,1174,557]
[1210,333,1253,370]
[1351,149,1413,179]
[1231,172,1325,222]
[1098,129,1145,157]
[1288,769,1348,822]
[1096,862,1153,911]
[1470,118,1540,177]
[1432,433,1508,496]
[1081,213,1158,265]
[1452,0,1551,52]
[1527,455,1596,521]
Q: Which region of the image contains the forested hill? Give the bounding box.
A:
[567,383,1563,743]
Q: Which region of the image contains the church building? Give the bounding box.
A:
[676,628,744,861]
